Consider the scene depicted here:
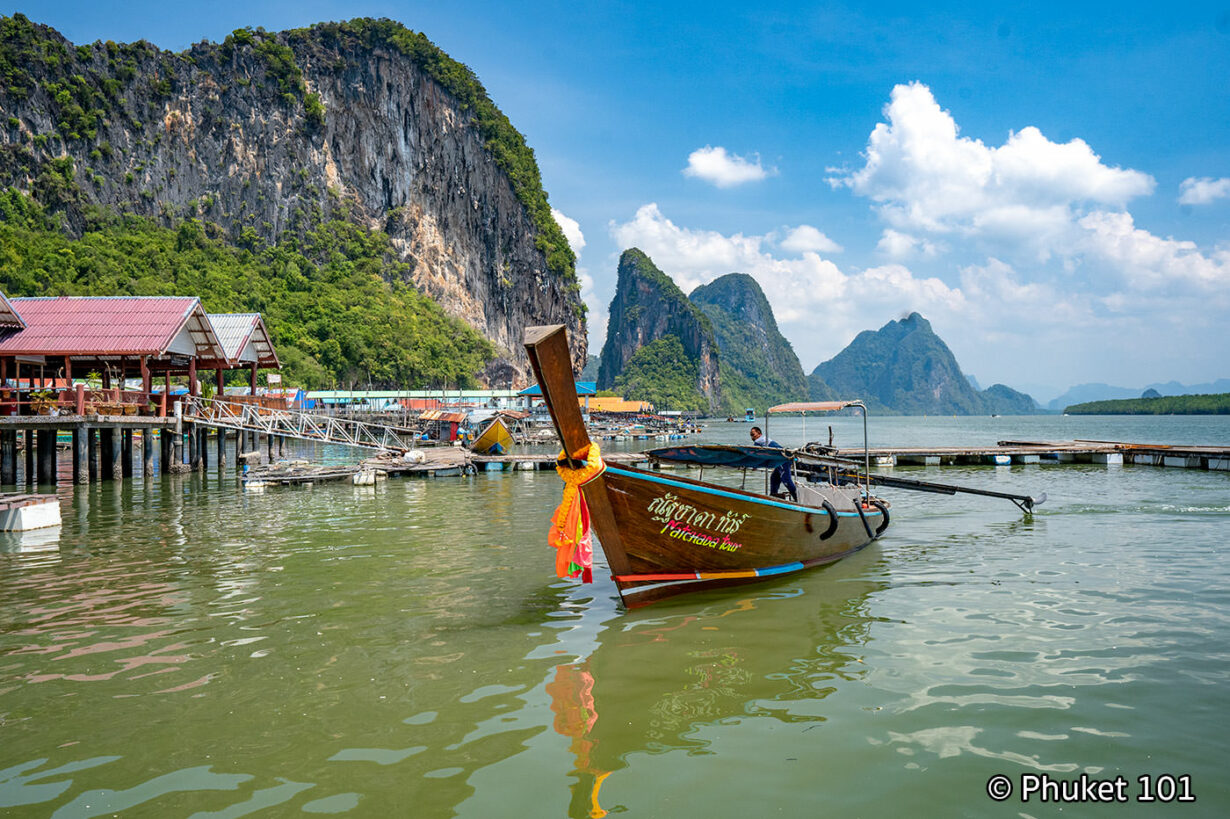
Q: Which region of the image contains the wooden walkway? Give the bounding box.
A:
[242,449,651,487]
[837,439,1230,471]
[240,438,1229,487]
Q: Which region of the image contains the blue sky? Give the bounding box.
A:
[13,1,1230,400]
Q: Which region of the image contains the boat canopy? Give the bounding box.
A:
[646,444,792,470]
[768,400,865,413]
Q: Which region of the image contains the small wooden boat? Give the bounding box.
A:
[472,415,514,455]
[525,325,890,607]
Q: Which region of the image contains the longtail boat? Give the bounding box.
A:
[471,415,514,455]
[525,324,891,607]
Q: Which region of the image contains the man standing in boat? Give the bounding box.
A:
[749,426,798,501]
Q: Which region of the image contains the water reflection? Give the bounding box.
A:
[1,419,1228,815]
[532,566,885,818]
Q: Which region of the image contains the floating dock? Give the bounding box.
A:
[841,439,1230,471]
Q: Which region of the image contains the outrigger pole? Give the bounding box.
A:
[789,451,1046,514]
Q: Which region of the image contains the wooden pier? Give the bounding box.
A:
[242,449,652,487]
[839,439,1230,471]
[0,414,308,485]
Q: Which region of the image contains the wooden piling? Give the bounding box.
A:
[1,429,15,485]
[109,429,122,480]
[216,426,226,467]
[121,429,133,478]
[24,429,33,484]
[189,424,201,471]
[142,427,154,477]
[99,428,113,481]
[160,428,171,474]
[36,427,55,485]
[89,428,99,481]
[73,426,89,484]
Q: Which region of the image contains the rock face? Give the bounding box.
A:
[810,313,1037,414]
[0,15,585,380]
[688,273,806,413]
[597,249,721,413]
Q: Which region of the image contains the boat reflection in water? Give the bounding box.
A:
[544,564,884,817]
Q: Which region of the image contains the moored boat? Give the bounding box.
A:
[525,325,889,607]
[471,415,514,455]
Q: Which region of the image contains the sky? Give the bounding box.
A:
[12,1,1230,402]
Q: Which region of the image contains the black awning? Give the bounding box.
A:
[646,444,791,470]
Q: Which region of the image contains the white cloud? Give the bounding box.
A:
[551,208,605,356]
[831,82,1228,293]
[829,82,1154,238]
[609,203,964,360]
[1077,210,1230,291]
[682,145,776,188]
[780,224,843,254]
[877,229,940,259]
[1178,177,1230,205]
[606,202,1229,390]
[551,208,586,252]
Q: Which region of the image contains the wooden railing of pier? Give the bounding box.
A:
[182,395,411,452]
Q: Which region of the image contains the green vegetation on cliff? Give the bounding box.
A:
[1065,393,1230,415]
[0,190,494,388]
[615,248,712,337]
[0,14,575,290]
[613,336,707,413]
[689,273,806,413]
[597,249,720,413]
[1,13,583,379]
[810,312,1038,415]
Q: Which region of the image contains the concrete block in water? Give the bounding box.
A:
[0,495,61,531]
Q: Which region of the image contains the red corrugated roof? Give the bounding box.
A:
[0,297,215,357]
[421,410,468,423]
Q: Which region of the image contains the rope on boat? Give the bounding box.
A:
[549,442,605,583]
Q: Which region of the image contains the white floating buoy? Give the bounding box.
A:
[404,450,427,464]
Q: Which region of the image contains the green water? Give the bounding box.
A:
[1,417,1227,817]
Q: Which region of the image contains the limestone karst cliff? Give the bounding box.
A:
[689,273,807,413]
[0,15,585,382]
[597,249,721,414]
[809,313,1038,414]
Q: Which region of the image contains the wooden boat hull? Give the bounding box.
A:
[586,463,885,607]
[472,416,514,455]
[523,323,887,608]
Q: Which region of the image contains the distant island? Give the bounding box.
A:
[1065,393,1230,415]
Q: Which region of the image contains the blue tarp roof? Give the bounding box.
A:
[646,445,791,470]
[518,381,596,396]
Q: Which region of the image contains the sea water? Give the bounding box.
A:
[0,416,1226,816]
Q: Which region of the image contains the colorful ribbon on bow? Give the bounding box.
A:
[549,442,605,583]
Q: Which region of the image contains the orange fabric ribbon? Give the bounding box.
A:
[549,442,605,583]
